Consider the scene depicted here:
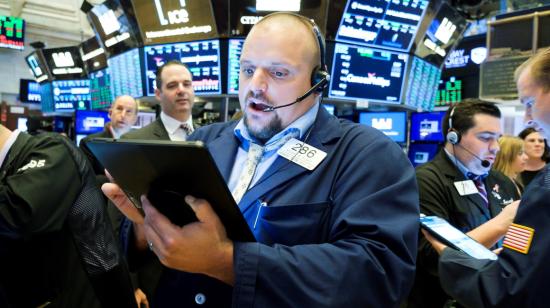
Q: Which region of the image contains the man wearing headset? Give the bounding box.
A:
[407,98,520,308]
[103,12,419,307]
[422,48,550,308]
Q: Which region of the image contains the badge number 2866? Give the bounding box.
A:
[277,138,327,170]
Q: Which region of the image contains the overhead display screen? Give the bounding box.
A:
[144,39,221,96]
[42,46,87,80]
[359,111,406,142]
[227,38,244,95]
[80,36,107,73]
[52,79,91,111]
[107,48,144,98]
[0,15,25,50]
[410,111,445,142]
[87,0,140,57]
[90,68,113,110]
[229,0,328,37]
[329,43,408,103]
[19,79,41,103]
[404,56,441,110]
[25,51,50,83]
[336,0,429,52]
[414,2,467,67]
[132,0,217,45]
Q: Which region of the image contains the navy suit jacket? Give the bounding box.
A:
[124,107,420,307]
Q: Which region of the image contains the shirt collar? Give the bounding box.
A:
[444,148,488,180]
[160,111,194,135]
[234,102,320,150]
[0,129,21,168]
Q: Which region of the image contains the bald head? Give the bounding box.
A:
[109,95,138,134]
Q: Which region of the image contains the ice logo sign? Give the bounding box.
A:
[155,0,189,26]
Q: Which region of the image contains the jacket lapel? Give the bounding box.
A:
[153,119,170,140]
[206,123,239,182]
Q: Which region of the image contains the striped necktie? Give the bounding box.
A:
[473,178,489,207]
[231,143,263,204]
[180,123,193,136]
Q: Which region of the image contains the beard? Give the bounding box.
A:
[244,112,283,144]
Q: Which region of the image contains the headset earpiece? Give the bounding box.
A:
[446,105,461,145]
[309,20,329,92]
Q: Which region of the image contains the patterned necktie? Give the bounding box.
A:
[473,179,489,207]
[232,143,264,204]
[180,123,193,136]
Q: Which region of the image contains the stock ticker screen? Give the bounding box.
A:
[436,76,462,106]
[227,38,244,95]
[52,79,91,111]
[107,48,144,98]
[0,15,24,50]
[90,68,113,110]
[144,39,221,96]
[336,0,429,52]
[329,43,408,103]
[404,56,441,110]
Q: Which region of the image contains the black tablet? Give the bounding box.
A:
[86,138,255,242]
[420,215,497,260]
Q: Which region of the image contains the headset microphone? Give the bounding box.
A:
[455,143,491,168]
[261,76,329,112]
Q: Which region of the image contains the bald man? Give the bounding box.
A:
[104,12,418,308]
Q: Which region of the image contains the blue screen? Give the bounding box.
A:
[359,112,406,142]
[404,57,441,110]
[40,83,54,113]
[408,142,440,166]
[410,111,446,142]
[336,0,430,52]
[107,48,144,98]
[75,110,110,134]
[144,39,221,96]
[329,43,408,103]
[52,79,90,111]
[227,38,244,95]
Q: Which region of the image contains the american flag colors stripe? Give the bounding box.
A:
[503,223,535,254]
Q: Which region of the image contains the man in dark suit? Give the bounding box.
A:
[123,60,197,141]
[80,95,139,175]
[408,99,521,308]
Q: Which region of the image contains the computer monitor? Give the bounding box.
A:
[143,39,221,96]
[359,111,406,143]
[335,0,430,52]
[408,142,440,166]
[404,57,441,110]
[410,111,446,142]
[107,48,144,98]
[227,38,244,95]
[75,110,110,135]
[52,79,91,111]
[19,79,41,103]
[329,43,408,103]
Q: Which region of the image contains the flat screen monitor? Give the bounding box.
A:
[19,79,41,103]
[42,46,86,80]
[143,39,221,96]
[410,111,446,142]
[80,36,107,73]
[229,0,328,37]
[0,15,25,50]
[435,76,462,107]
[107,48,144,98]
[404,56,441,110]
[336,0,430,52]
[40,83,54,113]
[25,51,50,83]
[408,142,440,166]
[52,79,91,111]
[87,1,140,57]
[359,111,406,142]
[227,38,244,95]
[132,0,218,45]
[90,68,113,110]
[414,2,468,67]
[329,43,408,103]
[75,110,110,135]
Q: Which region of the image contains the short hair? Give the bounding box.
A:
[442,98,502,139]
[493,135,524,178]
[518,127,550,162]
[514,47,550,92]
[155,60,190,91]
[112,95,138,114]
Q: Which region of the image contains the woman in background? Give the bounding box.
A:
[518,127,549,187]
[494,135,528,196]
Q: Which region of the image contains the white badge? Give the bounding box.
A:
[454,180,478,196]
[277,138,327,170]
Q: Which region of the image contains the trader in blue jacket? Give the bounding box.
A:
[104,12,419,307]
[424,47,550,307]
